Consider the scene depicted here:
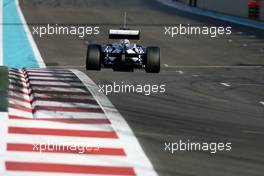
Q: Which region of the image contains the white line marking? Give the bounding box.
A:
[27,73,74,76]
[33,94,94,101]
[71,69,158,176]
[7,134,123,148]
[0,0,3,66]
[163,65,263,69]
[25,68,69,73]
[228,39,233,42]
[30,87,88,93]
[9,99,31,108]
[47,66,85,68]
[176,70,184,74]
[8,119,113,132]
[164,64,169,67]
[34,110,105,118]
[33,110,106,119]
[15,0,46,68]
[28,81,84,87]
[9,91,31,100]
[260,101,264,106]
[6,152,132,167]
[8,108,34,118]
[220,83,231,87]
[32,101,100,109]
[0,171,115,176]
[27,77,77,81]
[230,83,264,86]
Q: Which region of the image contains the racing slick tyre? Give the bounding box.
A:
[145,47,160,73]
[86,44,101,70]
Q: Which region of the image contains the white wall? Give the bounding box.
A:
[197,0,249,18]
[176,0,264,21]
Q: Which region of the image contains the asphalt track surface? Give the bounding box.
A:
[20,0,264,175]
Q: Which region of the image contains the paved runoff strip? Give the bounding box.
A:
[3,0,46,68]
[0,0,3,66]
[0,68,158,176]
[15,0,46,68]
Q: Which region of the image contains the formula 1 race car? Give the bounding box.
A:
[86,29,160,73]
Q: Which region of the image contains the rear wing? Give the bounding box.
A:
[109,29,140,40]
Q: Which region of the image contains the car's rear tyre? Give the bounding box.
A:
[86,44,101,70]
[145,47,160,73]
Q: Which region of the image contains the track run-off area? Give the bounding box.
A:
[0,68,157,175]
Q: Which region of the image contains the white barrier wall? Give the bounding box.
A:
[176,0,264,21]
[197,0,249,18]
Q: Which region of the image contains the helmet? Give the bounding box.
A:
[120,39,130,47]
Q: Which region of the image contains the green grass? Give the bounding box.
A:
[0,66,8,112]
